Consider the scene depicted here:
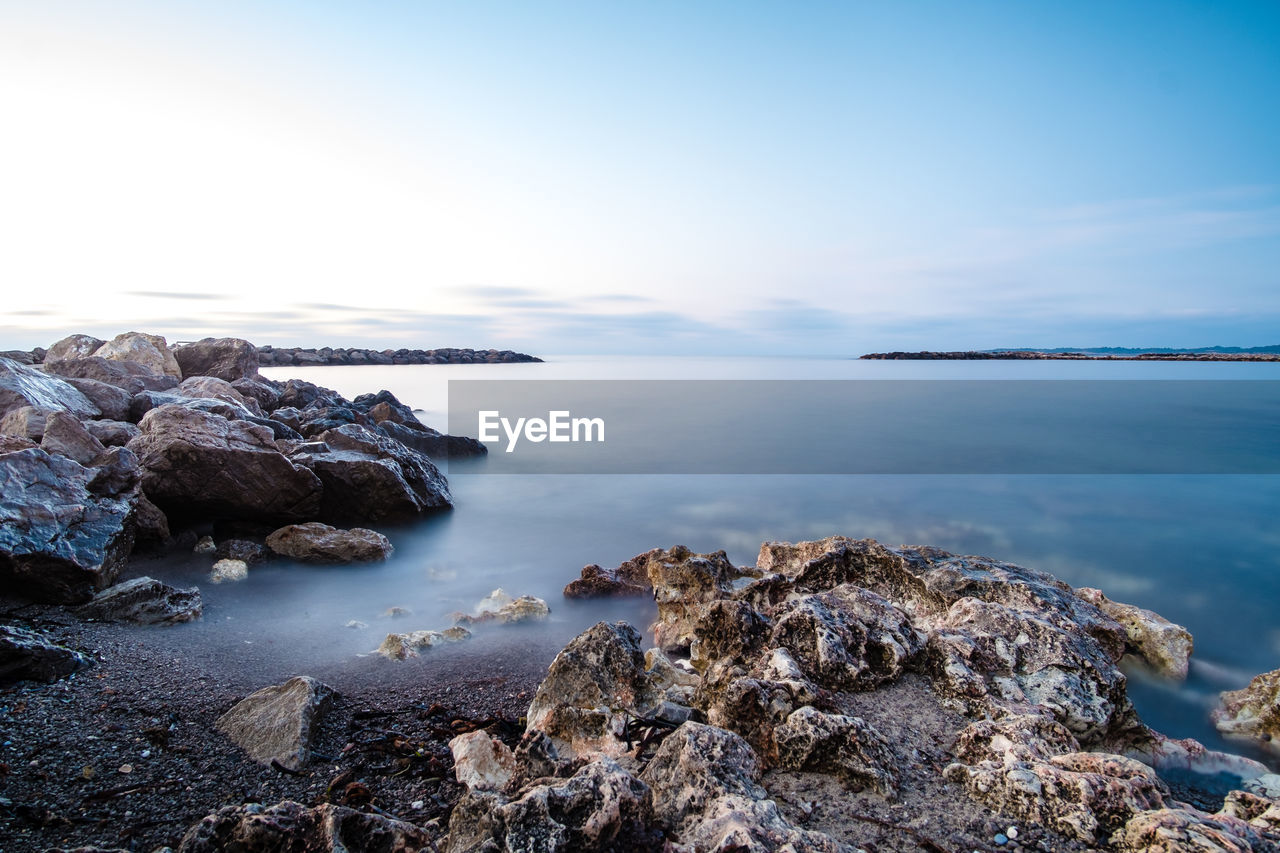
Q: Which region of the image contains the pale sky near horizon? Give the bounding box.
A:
[2,1,1278,354]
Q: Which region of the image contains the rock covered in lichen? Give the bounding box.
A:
[1213,667,1280,754]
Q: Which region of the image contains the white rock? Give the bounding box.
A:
[449,730,515,791]
[211,559,248,583]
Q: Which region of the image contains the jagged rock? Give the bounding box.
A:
[173,337,259,382]
[128,404,322,523]
[210,559,248,583]
[276,378,343,411]
[286,423,451,523]
[0,434,37,453]
[638,721,845,852]
[1,405,50,440]
[1116,807,1272,852]
[44,333,105,363]
[526,621,660,759]
[176,376,264,416]
[0,357,100,419]
[132,494,170,546]
[512,729,574,782]
[644,546,751,654]
[75,576,201,624]
[80,418,140,447]
[230,376,282,411]
[1221,789,1280,832]
[0,624,91,683]
[449,730,516,791]
[645,647,700,706]
[1213,667,1280,752]
[376,420,487,460]
[265,522,393,564]
[0,446,135,602]
[194,535,216,554]
[564,561,651,599]
[93,331,182,379]
[690,598,771,673]
[770,584,922,691]
[376,626,470,660]
[40,411,107,465]
[177,800,432,852]
[43,356,179,395]
[1077,587,1193,679]
[452,588,550,626]
[448,759,660,853]
[60,376,133,421]
[773,705,898,796]
[215,676,337,770]
[214,539,270,565]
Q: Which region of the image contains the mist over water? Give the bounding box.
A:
[128,357,1280,766]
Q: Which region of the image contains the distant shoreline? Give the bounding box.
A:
[0,343,543,368]
[861,350,1280,361]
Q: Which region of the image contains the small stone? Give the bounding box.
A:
[194,536,216,554]
[411,800,425,810]
[210,559,248,583]
[995,833,1008,845]
[119,764,133,774]
[1007,826,1018,840]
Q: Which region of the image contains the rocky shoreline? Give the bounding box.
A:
[4,330,1280,851]
[861,350,1280,361]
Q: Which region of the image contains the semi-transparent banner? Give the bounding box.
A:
[445,380,1280,474]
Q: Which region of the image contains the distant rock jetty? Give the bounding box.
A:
[862,349,1280,361]
[256,345,542,367]
[0,344,543,368]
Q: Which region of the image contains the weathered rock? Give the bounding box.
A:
[43,356,179,395]
[276,378,343,411]
[173,337,259,382]
[128,404,322,523]
[770,584,922,691]
[644,546,750,653]
[0,447,135,602]
[230,376,282,411]
[93,331,182,379]
[1077,587,1193,679]
[44,333,105,363]
[0,357,100,419]
[453,588,550,626]
[265,522,393,564]
[449,730,516,791]
[132,494,170,546]
[564,561,651,599]
[1117,807,1272,852]
[194,535,217,554]
[210,559,248,583]
[214,538,270,565]
[215,676,337,770]
[773,705,899,796]
[0,624,91,683]
[80,418,140,447]
[526,621,660,759]
[1213,667,1280,752]
[0,434,37,453]
[176,376,264,416]
[690,598,771,673]
[288,423,451,523]
[375,626,470,660]
[1,405,50,440]
[376,420,487,460]
[75,576,201,624]
[448,759,661,853]
[178,800,432,853]
[60,376,133,421]
[40,411,107,465]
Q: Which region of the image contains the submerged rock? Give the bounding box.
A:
[215,675,337,770]
[265,522,393,563]
[178,800,432,853]
[453,588,551,626]
[75,576,202,625]
[0,624,91,684]
[1213,667,1280,752]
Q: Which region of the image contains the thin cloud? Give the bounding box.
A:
[127,291,225,301]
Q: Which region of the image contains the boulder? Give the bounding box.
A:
[1077,587,1193,679]
[211,559,248,583]
[773,705,899,796]
[215,676,337,770]
[276,378,343,411]
[1117,808,1273,852]
[75,576,201,624]
[1212,667,1280,751]
[1,405,50,440]
[265,522,393,563]
[44,334,105,363]
[173,337,259,382]
[132,494,170,546]
[289,423,451,523]
[643,546,751,654]
[176,376,264,416]
[0,357,100,419]
[449,730,516,791]
[214,539,270,565]
[230,376,282,411]
[40,411,107,465]
[44,355,179,395]
[0,447,136,602]
[60,376,133,421]
[376,626,470,660]
[178,800,432,853]
[0,434,37,453]
[0,624,91,683]
[92,331,182,379]
[526,621,661,759]
[376,420,487,460]
[563,561,651,599]
[81,419,140,447]
[128,404,322,523]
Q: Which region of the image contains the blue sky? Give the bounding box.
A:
[1,1,1277,354]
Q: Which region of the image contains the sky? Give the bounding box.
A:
[1,1,1278,355]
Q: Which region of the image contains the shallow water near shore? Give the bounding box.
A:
[129,356,1280,768]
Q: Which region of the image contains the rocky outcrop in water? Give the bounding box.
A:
[1214,667,1280,754]
[256,344,541,366]
[265,522,394,563]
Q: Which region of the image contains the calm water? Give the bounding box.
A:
[134,356,1280,765]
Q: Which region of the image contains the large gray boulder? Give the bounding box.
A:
[43,333,105,363]
[0,357,99,419]
[60,375,133,421]
[215,675,337,770]
[0,405,50,441]
[44,355,179,395]
[75,576,201,625]
[0,624,91,683]
[173,337,259,381]
[289,423,451,523]
[40,410,107,465]
[0,446,137,602]
[128,404,322,523]
[93,331,182,379]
